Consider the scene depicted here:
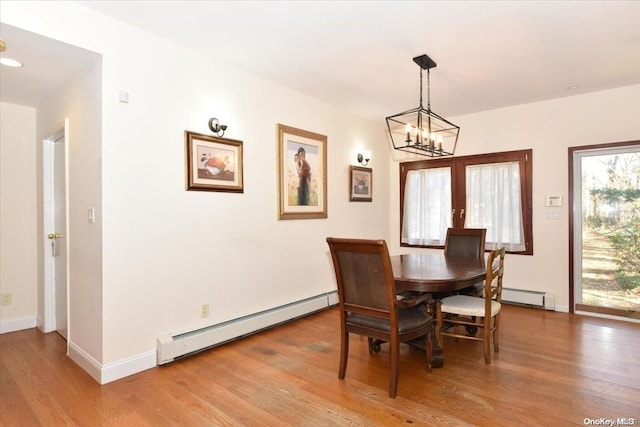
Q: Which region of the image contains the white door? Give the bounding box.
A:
[52,133,68,338]
[43,122,69,340]
[572,143,640,319]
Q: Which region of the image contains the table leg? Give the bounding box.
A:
[406,335,443,368]
[404,298,444,368]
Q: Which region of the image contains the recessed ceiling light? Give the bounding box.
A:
[0,57,23,68]
[566,83,580,91]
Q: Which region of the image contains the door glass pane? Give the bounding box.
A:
[580,150,640,311]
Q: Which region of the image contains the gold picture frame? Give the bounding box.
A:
[277,124,327,220]
[185,130,243,193]
[349,166,372,202]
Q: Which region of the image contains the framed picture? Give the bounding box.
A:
[277,124,327,220]
[185,130,243,193]
[349,166,372,202]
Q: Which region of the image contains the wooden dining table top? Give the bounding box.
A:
[391,252,487,293]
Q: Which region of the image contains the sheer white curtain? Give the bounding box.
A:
[465,162,525,251]
[401,168,452,245]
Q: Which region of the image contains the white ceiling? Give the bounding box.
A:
[0,23,100,108]
[2,1,640,120]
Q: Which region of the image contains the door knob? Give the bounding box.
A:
[47,233,64,239]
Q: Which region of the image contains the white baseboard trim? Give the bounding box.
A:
[68,340,102,384]
[0,314,37,334]
[101,351,156,385]
[68,340,156,385]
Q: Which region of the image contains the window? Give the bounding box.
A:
[400,149,533,254]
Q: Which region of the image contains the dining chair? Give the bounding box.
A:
[444,227,487,298]
[326,237,433,398]
[435,247,506,364]
[444,227,486,258]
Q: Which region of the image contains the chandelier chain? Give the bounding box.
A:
[426,68,431,111]
[419,67,423,108]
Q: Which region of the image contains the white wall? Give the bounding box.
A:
[1,1,390,382]
[35,56,103,360]
[97,22,390,367]
[0,102,38,332]
[388,84,640,312]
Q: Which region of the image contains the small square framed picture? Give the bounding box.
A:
[184,130,243,193]
[349,166,372,202]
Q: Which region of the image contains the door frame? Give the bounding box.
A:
[42,120,70,345]
[568,139,640,320]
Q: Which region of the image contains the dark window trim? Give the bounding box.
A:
[399,149,533,255]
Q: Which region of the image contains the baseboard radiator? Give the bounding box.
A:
[502,288,553,310]
[157,291,339,365]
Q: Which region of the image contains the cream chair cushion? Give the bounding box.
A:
[439,295,501,317]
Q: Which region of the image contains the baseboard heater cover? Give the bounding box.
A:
[157,291,338,365]
[501,288,549,309]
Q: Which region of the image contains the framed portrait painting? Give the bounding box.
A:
[277,124,327,220]
[349,166,372,202]
[185,130,243,193]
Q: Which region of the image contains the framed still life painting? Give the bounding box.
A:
[277,124,327,220]
[349,166,372,202]
[185,130,243,193]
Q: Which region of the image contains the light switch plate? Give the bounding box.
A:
[118,90,129,103]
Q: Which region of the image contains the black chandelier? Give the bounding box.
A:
[386,54,460,157]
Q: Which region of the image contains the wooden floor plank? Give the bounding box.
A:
[1,305,639,426]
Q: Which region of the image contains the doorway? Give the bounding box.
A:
[43,120,69,340]
[569,141,640,320]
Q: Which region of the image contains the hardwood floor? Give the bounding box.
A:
[1,305,639,426]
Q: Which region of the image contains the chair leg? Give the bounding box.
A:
[493,314,500,353]
[483,316,491,364]
[435,300,444,348]
[389,339,399,398]
[339,330,349,379]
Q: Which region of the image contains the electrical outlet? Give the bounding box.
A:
[201,303,210,318]
[1,293,12,306]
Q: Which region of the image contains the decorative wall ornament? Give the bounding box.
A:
[349,166,372,202]
[277,124,327,220]
[185,130,243,192]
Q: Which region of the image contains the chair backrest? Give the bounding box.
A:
[326,237,397,320]
[444,228,486,258]
[484,247,506,303]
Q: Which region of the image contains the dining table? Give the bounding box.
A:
[390,252,488,368]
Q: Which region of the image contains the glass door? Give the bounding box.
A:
[572,144,640,318]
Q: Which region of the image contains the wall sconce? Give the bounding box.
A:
[208,117,228,137]
[356,151,371,167]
